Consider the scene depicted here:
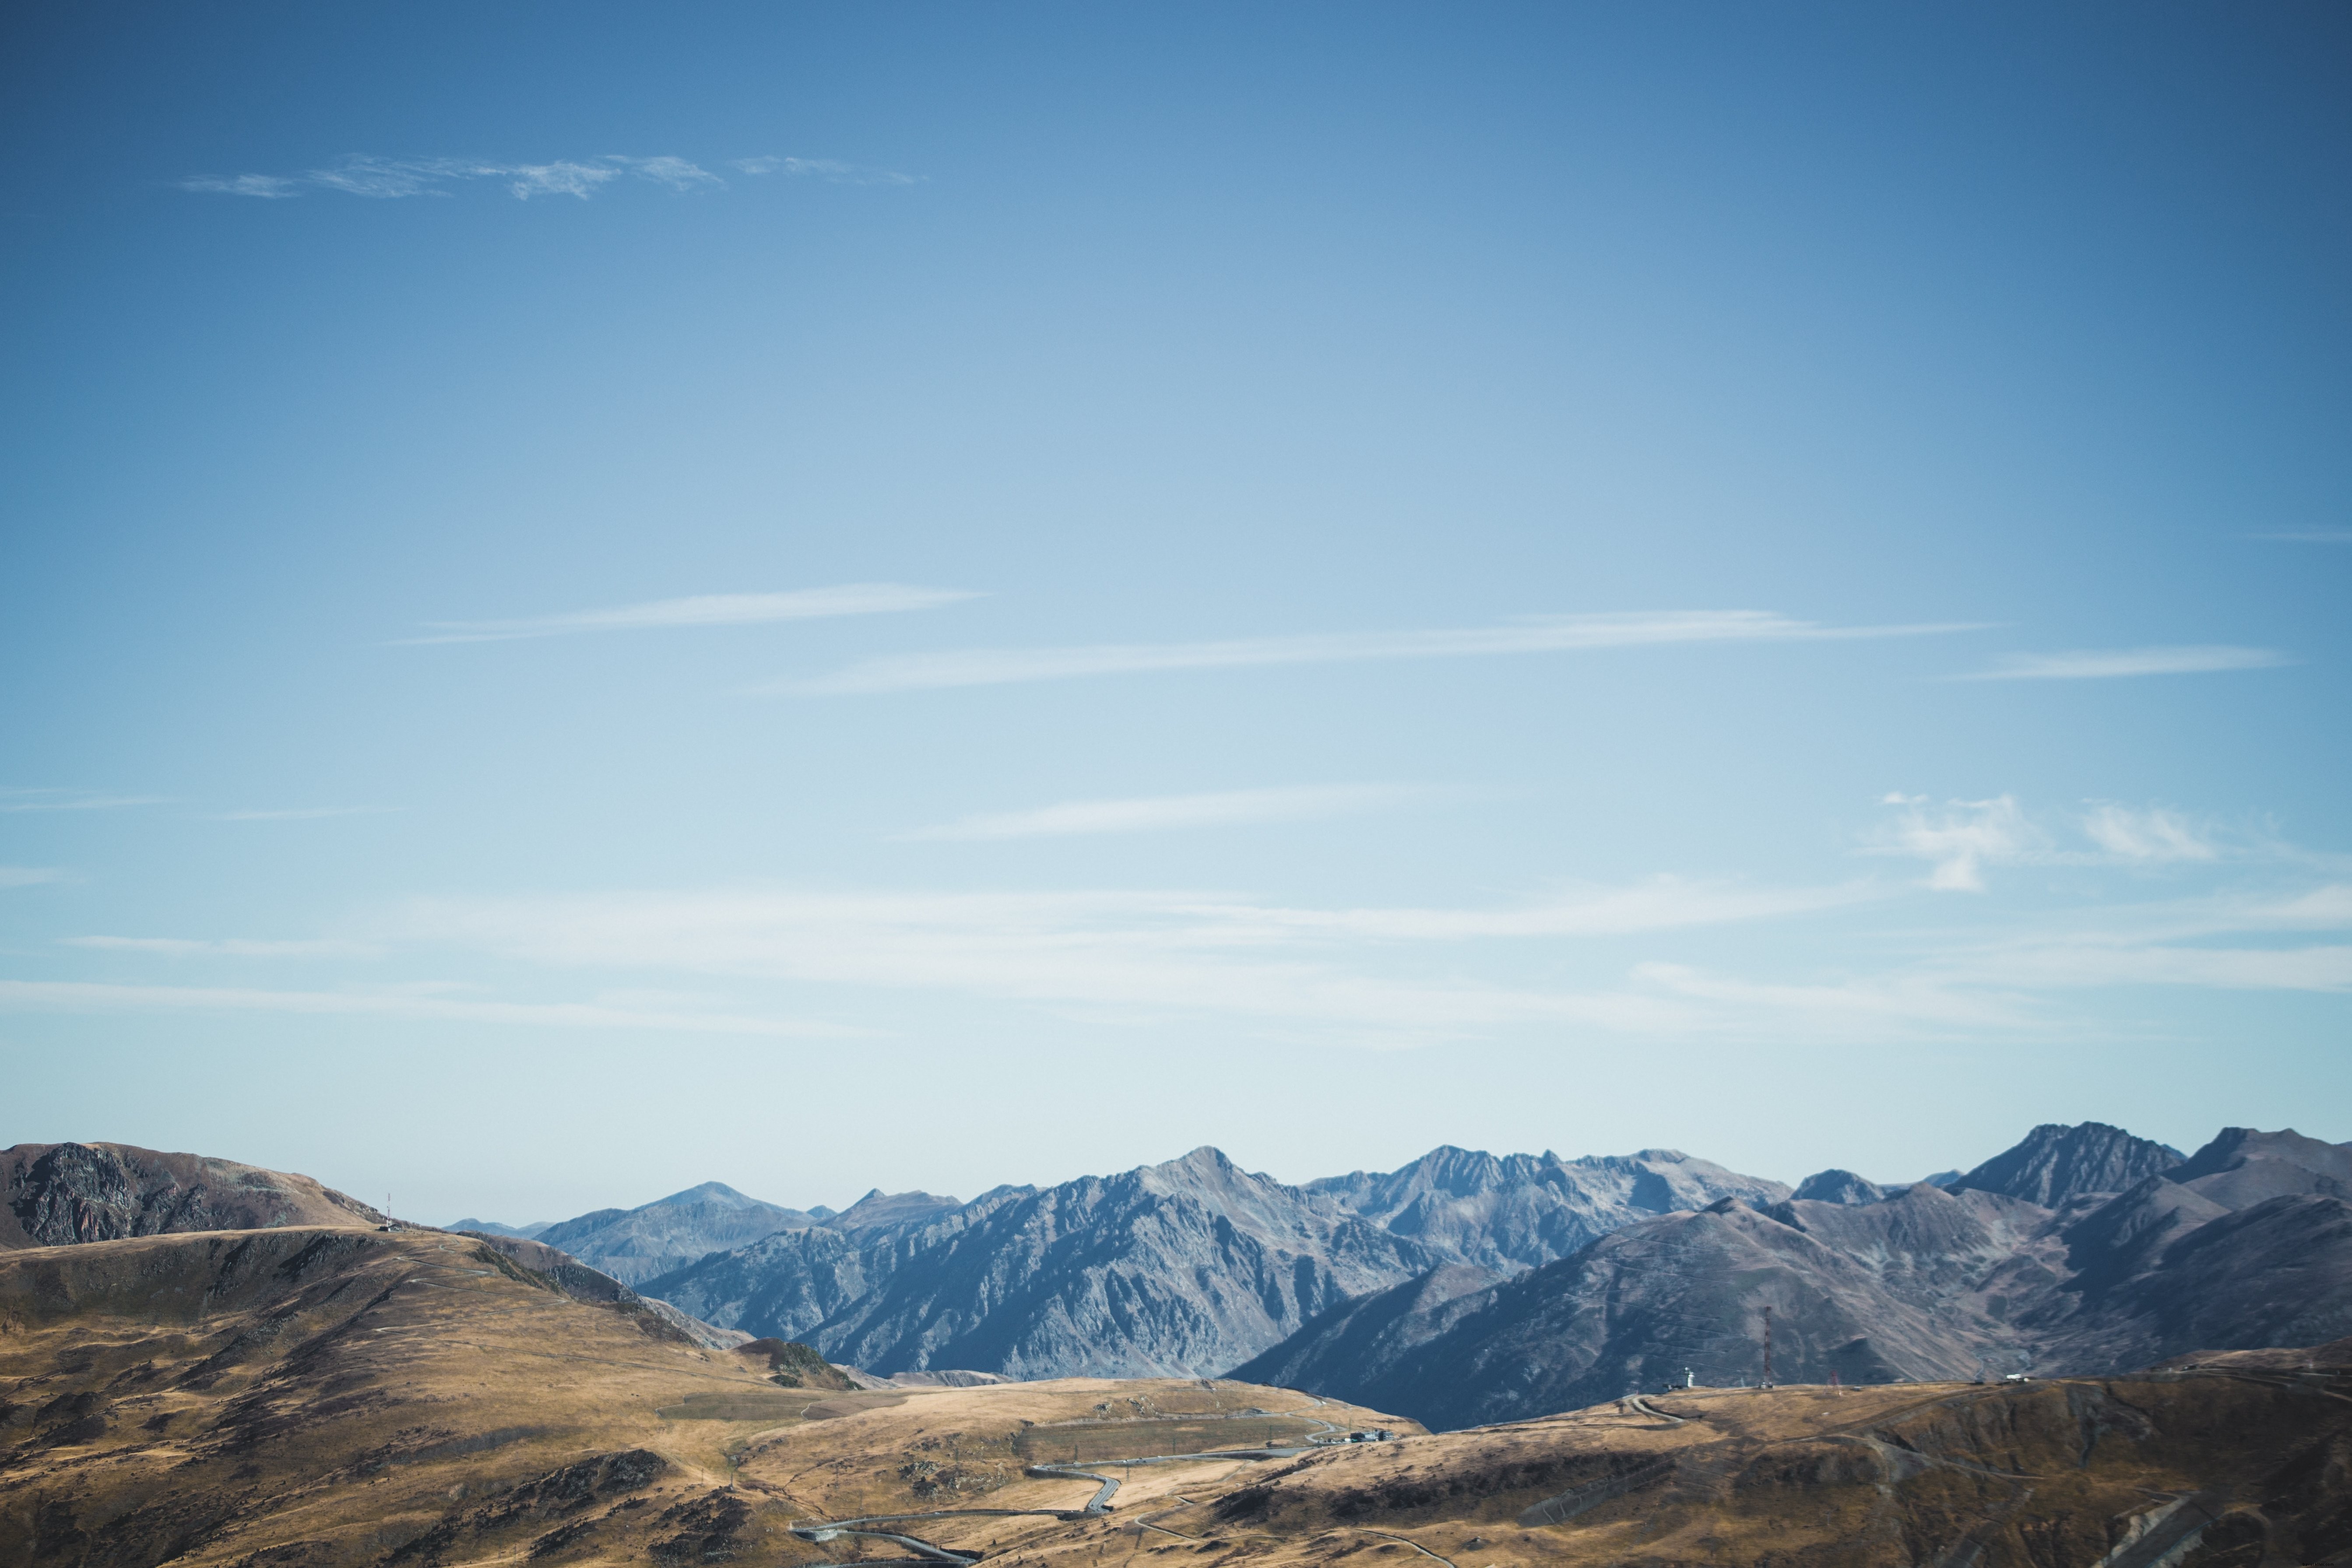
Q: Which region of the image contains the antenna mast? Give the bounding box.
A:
[1762,1306,1775,1389]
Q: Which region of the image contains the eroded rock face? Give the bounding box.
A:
[0,1143,380,1249]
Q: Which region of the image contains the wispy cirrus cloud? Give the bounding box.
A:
[2081,804,2217,863]
[62,935,380,959]
[1954,645,2290,681]
[784,610,1985,695]
[381,865,2347,1045]
[898,784,1454,841]
[2250,529,2352,544]
[209,805,397,822]
[0,978,854,1036]
[176,152,863,202]
[731,155,918,186]
[0,866,65,888]
[1871,795,2228,891]
[181,153,912,202]
[0,788,164,814]
[390,882,1823,1038]
[12,864,2342,1047]
[403,584,980,645]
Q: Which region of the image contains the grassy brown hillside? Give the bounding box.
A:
[4,1223,2344,1568]
[0,1227,873,1567]
[728,1364,2348,1568]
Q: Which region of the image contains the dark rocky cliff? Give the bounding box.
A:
[0,1142,381,1249]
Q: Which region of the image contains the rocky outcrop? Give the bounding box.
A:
[0,1143,381,1249]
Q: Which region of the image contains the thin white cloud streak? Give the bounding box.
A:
[395,887,1712,1038]
[1629,963,2039,1032]
[183,156,696,202]
[2081,805,2216,863]
[1183,879,1878,941]
[374,878,1907,1044]
[1871,796,2230,889]
[2250,530,2352,544]
[1955,645,2290,681]
[731,155,918,185]
[0,979,852,1036]
[605,156,723,191]
[13,872,2342,1047]
[404,584,980,644]
[898,784,1450,841]
[183,152,910,201]
[1895,886,2352,996]
[62,935,380,959]
[210,806,395,822]
[409,868,2348,1034]
[0,867,65,888]
[787,612,1986,695]
[0,790,164,813]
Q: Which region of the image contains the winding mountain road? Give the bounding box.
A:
[788,1404,1359,1565]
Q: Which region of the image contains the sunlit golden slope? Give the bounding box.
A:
[5,1225,2345,1568]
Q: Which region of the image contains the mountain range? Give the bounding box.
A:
[5,1121,2344,1433]
[1233,1122,2352,1428]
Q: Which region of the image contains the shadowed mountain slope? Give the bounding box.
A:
[650,1147,1447,1378]
[0,1142,382,1249]
[644,1144,1790,1379]
[1238,1122,2352,1431]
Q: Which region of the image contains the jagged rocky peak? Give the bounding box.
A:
[1135,1146,1304,1222]
[1949,1121,2183,1208]
[1793,1168,1885,1206]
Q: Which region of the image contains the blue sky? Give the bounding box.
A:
[3,3,2347,1224]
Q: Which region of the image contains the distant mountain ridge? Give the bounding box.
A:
[527,1181,833,1286]
[636,1143,1789,1379]
[1232,1121,2352,1429]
